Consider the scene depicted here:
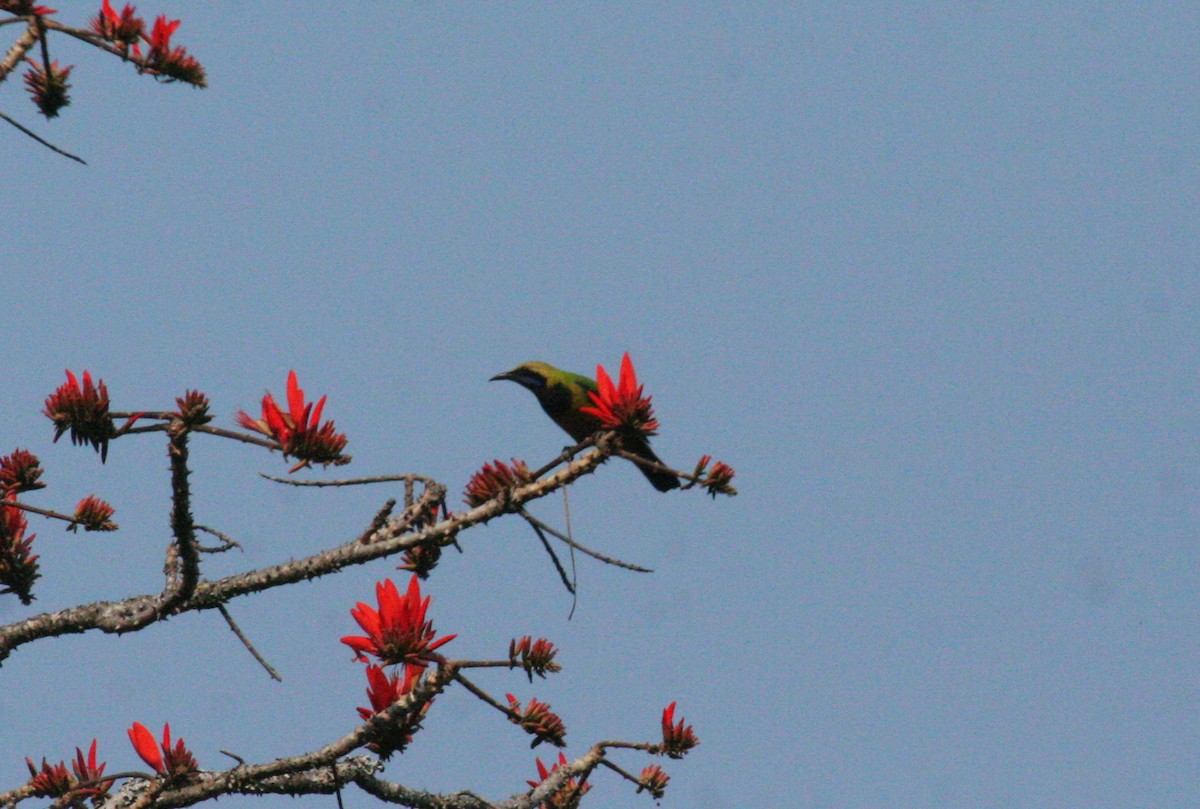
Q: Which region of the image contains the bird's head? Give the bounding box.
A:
[489,361,557,393]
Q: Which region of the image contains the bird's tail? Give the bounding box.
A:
[622,433,681,492]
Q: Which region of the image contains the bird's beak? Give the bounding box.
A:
[490,370,516,382]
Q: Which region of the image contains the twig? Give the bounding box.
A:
[517,509,652,573]
[0,447,613,664]
[0,108,85,163]
[217,604,282,681]
[260,473,438,488]
[562,488,579,619]
[451,670,515,716]
[524,516,575,595]
[195,524,242,554]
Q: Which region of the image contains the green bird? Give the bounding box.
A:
[490,361,681,492]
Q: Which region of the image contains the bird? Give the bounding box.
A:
[490,361,681,492]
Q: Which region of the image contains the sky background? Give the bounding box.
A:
[2,3,1198,808]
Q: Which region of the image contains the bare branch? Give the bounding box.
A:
[216,604,281,682]
[0,446,612,664]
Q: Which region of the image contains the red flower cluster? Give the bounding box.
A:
[71,495,117,532]
[341,576,456,668]
[506,694,566,748]
[397,542,442,578]
[660,702,698,758]
[355,663,427,758]
[236,370,350,472]
[357,663,422,722]
[344,576,456,757]
[636,764,670,799]
[24,740,111,799]
[578,352,659,435]
[526,752,591,809]
[0,503,39,604]
[509,636,561,682]
[127,722,197,780]
[43,370,115,462]
[0,449,44,494]
[174,389,211,426]
[90,2,206,86]
[23,757,70,798]
[144,14,205,85]
[0,2,56,17]
[464,458,532,507]
[22,58,72,118]
[695,454,738,498]
[91,0,143,47]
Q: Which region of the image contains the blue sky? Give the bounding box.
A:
[2,4,1198,808]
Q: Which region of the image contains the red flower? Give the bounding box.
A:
[0,503,39,604]
[464,458,532,507]
[22,58,72,119]
[660,702,698,758]
[509,636,561,682]
[43,370,115,462]
[71,495,117,532]
[341,576,457,668]
[24,757,72,797]
[355,663,428,758]
[127,722,197,779]
[506,693,566,748]
[1,2,56,14]
[0,449,44,494]
[72,739,113,797]
[636,764,670,798]
[357,663,422,720]
[142,14,205,86]
[27,739,114,799]
[526,752,591,809]
[174,389,212,426]
[237,370,350,472]
[398,542,442,578]
[147,13,178,51]
[694,455,738,498]
[578,352,659,434]
[91,0,144,45]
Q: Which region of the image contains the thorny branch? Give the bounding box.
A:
[0,438,613,665]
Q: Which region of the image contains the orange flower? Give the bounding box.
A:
[578,352,659,434]
[341,576,457,668]
[236,370,349,472]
